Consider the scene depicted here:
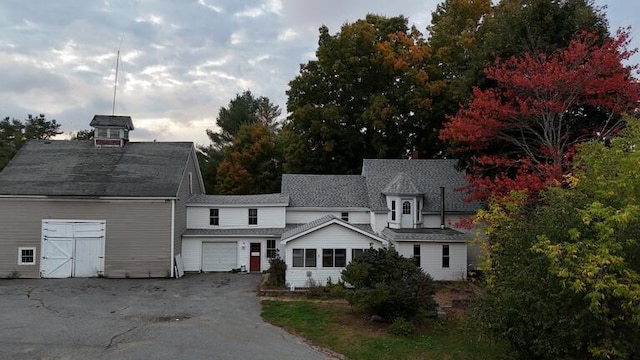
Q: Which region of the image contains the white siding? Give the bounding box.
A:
[422,214,472,231]
[370,212,388,234]
[396,242,467,281]
[187,206,286,228]
[182,237,282,272]
[182,239,202,271]
[286,209,370,224]
[284,224,383,288]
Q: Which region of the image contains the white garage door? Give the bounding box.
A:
[41,220,105,278]
[202,242,237,272]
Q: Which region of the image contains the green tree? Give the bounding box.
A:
[0,114,61,170]
[477,116,640,359]
[285,14,440,174]
[341,247,437,321]
[72,129,94,140]
[215,122,282,195]
[198,91,281,193]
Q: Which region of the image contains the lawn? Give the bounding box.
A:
[261,299,515,360]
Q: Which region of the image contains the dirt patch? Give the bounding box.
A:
[434,282,479,317]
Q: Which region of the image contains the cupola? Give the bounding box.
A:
[90,115,134,147]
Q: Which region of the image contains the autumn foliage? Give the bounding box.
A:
[440,30,640,201]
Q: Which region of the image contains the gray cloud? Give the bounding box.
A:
[0,0,637,146]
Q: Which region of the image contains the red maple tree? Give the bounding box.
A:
[440,30,640,201]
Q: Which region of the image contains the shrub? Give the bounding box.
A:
[341,247,437,321]
[264,252,286,288]
[388,317,415,337]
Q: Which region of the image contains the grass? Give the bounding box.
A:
[261,299,515,360]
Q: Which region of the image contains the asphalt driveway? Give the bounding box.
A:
[0,273,334,360]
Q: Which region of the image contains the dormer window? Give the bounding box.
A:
[108,129,121,139]
[97,128,108,138]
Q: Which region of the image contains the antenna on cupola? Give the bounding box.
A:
[112,34,124,115]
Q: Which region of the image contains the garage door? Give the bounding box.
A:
[41,220,105,278]
[202,242,237,272]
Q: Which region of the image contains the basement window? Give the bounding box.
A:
[18,247,36,265]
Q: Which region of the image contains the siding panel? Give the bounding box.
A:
[284,224,383,287]
[0,198,171,278]
[286,210,370,224]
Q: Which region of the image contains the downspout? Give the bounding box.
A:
[170,199,175,278]
[440,187,446,229]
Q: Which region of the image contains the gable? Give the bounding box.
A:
[281,216,387,246]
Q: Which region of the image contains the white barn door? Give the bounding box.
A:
[41,220,106,278]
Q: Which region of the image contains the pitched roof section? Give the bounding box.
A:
[182,228,285,237]
[0,140,194,197]
[382,227,470,242]
[280,215,387,245]
[382,172,420,195]
[188,193,289,206]
[281,174,369,208]
[90,115,134,129]
[361,159,479,213]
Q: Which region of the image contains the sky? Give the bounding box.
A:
[1,0,638,146]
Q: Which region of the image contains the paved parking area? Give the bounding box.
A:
[0,273,334,360]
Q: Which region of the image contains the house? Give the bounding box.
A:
[0,115,204,278]
[181,159,478,287]
[181,193,289,273]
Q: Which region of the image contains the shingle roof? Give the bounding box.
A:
[361,159,479,213]
[382,172,421,195]
[182,228,285,237]
[381,227,470,242]
[90,115,134,129]
[0,140,194,197]
[281,174,369,207]
[188,193,289,205]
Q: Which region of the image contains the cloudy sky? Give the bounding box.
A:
[1,0,638,146]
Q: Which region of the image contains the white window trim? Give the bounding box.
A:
[18,247,36,265]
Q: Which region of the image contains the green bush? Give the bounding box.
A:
[388,317,415,337]
[264,252,286,288]
[341,247,437,321]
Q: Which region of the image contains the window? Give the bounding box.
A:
[341,212,349,222]
[416,200,420,222]
[18,247,36,265]
[267,239,277,258]
[391,201,396,221]
[442,245,450,268]
[293,249,316,267]
[322,249,346,267]
[108,128,121,139]
[188,172,193,195]
[209,208,219,225]
[352,248,366,260]
[97,128,108,138]
[413,244,421,267]
[248,208,258,225]
[402,201,411,214]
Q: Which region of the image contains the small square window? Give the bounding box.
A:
[97,128,108,138]
[341,212,349,221]
[18,247,36,265]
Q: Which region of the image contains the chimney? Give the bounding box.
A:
[89,115,134,148]
[440,186,446,229]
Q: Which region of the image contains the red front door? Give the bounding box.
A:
[250,243,261,272]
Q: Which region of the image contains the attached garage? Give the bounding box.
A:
[182,238,240,272]
[41,220,105,278]
[202,242,237,272]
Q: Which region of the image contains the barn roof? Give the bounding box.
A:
[0,140,194,197]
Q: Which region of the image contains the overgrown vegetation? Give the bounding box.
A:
[477,116,640,359]
[341,247,437,322]
[263,253,286,288]
[261,299,515,360]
